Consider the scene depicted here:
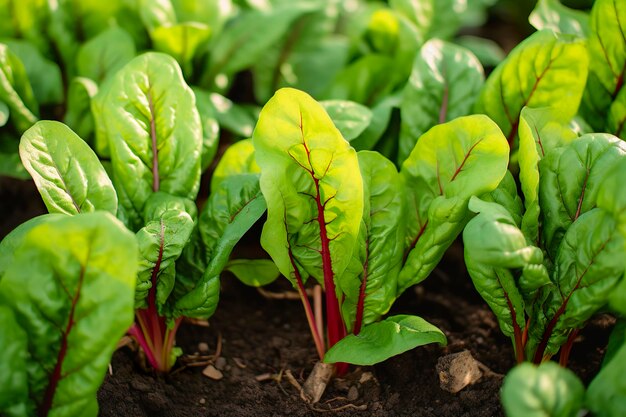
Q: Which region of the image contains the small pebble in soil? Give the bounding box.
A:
[198,342,210,352]
[215,357,227,371]
[436,350,483,394]
[347,386,359,401]
[202,364,224,380]
[199,398,206,405]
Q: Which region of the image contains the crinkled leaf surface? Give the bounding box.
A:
[95,52,202,230]
[252,87,363,288]
[475,30,588,152]
[340,151,403,331]
[324,315,446,365]
[398,115,509,293]
[19,121,117,215]
[539,134,626,258]
[399,39,484,163]
[0,44,38,133]
[0,212,137,417]
[580,0,626,138]
[321,100,372,142]
[529,0,590,37]
[501,362,584,417]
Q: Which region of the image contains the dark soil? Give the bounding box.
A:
[97,244,613,417]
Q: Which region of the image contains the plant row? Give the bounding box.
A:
[0,0,625,416]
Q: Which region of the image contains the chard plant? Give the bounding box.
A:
[463,106,626,365]
[252,87,509,372]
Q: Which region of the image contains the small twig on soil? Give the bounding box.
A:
[310,403,368,412]
[214,331,223,360]
[476,360,504,379]
[257,287,311,300]
[233,357,247,369]
[117,335,134,350]
[108,364,113,376]
[323,396,348,404]
[284,369,303,392]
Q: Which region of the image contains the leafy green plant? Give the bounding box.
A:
[252,87,509,371]
[0,212,138,417]
[463,110,626,364]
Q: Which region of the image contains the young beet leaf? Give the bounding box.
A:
[0,213,137,417]
[399,39,485,163]
[398,114,510,294]
[0,43,38,134]
[529,0,590,37]
[476,30,588,152]
[253,88,364,366]
[464,130,626,365]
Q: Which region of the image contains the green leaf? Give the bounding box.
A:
[0,101,7,127]
[539,134,626,258]
[398,115,509,293]
[207,92,257,138]
[501,362,584,417]
[528,208,625,359]
[587,340,626,417]
[95,52,202,230]
[0,306,30,417]
[4,40,63,105]
[204,5,309,90]
[579,0,626,139]
[19,121,117,215]
[529,0,590,37]
[135,193,195,312]
[485,170,524,228]
[192,88,220,171]
[152,23,211,76]
[226,259,280,287]
[518,106,577,244]
[252,87,363,288]
[340,151,403,331]
[173,174,266,317]
[475,30,588,152]
[0,0,49,53]
[399,39,484,163]
[350,93,400,151]
[455,36,506,68]
[0,212,137,417]
[64,77,98,143]
[323,315,446,365]
[321,100,372,142]
[0,44,38,133]
[210,139,259,191]
[76,27,136,83]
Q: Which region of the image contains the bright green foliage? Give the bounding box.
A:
[501,362,584,417]
[476,30,588,152]
[0,213,137,417]
[529,0,590,37]
[64,77,98,143]
[0,0,50,53]
[192,88,220,171]
[76,27,136,83]
[321,100,373,142]
[580,0,626,139]
[225,259,280,287]
[210,139,259,191]
[398,115,509,293]
[19,121,117,216]
[0,44,38,134]
[94,52,202,230]
[399,39,484,163]
[324,315,446,366]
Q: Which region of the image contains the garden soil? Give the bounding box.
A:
[0,175,613,417]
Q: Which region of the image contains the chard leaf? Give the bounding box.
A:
[135,193,195,312]
[4,40,63,105]
[0,0,49,53]
[455,36,506,68]
[340,151,403,332]
[399,39,484,163]
[204,5,308,90]
[518,106,577,244]
[321,100,372,142]
[529,0,590,37]
[398,115,509,293]
[350,93,401,151]
[207,92,257,138]
[587,340,626,417]
[0,212,137,417]
[485,170,524,228]
[95,52,202,230]
[463,198,546,340]
[226,259,280,287]
[173,174,266,317]
[0,101,7,126]
[501,362,584,417]
[0,44,38,133]
[19,121,117,215]
[64,77,98,143]
[0,306,29,417]
[475,30,588,152]
[539,134,626,258]
[528,208,625,359]
[252,88,363,290]
[0,135,28,179]
[323,315,446,365]
[210,139,259,191]
[152,23,211,76]
[76,27,136,83]
[192,88,220,171]
[580,0,626,138]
